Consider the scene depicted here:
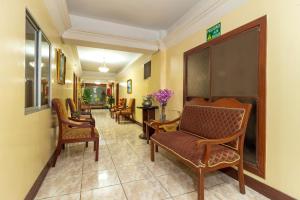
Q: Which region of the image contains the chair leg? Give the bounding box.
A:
[95,140,99,161]
[62,144,65,150]
[118,115,120,124]
[198,169,204,200]
[155,144,159,152]
[85,142,88,148]
[94,140,96,151]
[52,142,62,167]
[238,161,246,194]
[150,140,155,161]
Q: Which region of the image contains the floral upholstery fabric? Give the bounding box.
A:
[63,127,99,140]
[151,131,240,168]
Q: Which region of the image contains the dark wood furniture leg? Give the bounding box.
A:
[198,169,204,200]
[150,140,155,161]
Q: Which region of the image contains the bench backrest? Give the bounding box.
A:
[179,98,251,149]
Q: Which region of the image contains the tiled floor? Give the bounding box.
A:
[36,110,269,200]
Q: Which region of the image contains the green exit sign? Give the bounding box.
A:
[207,22,221,41]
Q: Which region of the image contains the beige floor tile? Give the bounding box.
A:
[83,157,115,172]
[81,170,120,191]
[146,159,182,176]
[81,185,127,200]
[116,164,153,183]
[157,172,196,196]
[173,191,221,200]
[47,160,83,179]
[36,193,80,200]
[204,172,225,189]
[112,154,143,166]
[123,178,170,200]
[35,175,81,199]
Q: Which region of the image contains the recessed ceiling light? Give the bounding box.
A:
[98,66,109,73]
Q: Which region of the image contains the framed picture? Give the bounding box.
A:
[56,49,66,84]
[127,79,132,94]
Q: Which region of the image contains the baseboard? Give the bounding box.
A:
[220,168,296,200]
[24,152,55,200]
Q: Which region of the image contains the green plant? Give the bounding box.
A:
[82,88,92,104]
[107,95,115,108]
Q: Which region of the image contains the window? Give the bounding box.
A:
[25,11,51,114]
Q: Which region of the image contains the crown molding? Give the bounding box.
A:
[62,29,159,53]
[81,71,116,82]
[162,0,248,48]
[43,0,71,34]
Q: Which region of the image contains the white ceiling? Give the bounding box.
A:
[77,46,141,74]
[66,0,201,30]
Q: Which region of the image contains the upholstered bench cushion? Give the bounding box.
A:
[151,131,240,168]
[63,128,99,140]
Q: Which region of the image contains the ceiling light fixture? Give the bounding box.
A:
[98,57,109,73]
[98,66,109,73]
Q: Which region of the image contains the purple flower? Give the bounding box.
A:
[152,89,174,105]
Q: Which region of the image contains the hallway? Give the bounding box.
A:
[35,110,269,200]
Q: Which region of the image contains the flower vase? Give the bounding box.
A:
[160,103,166,122]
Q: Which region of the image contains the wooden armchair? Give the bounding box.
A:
[52,98,99,167]
[66,98,95,126]
[109,98,127,118]
[150,98,252,200]
[116,98,135,124]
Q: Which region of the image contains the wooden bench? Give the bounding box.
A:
[150,98,252,200]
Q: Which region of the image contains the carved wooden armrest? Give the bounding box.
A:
[62,119,95,136]
[68,117,95,126]
[150,117,181,133]
[62,119,93,128]
[196,131,243,165]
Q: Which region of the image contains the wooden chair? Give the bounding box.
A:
[52,98,99,167]
[110,98,127,118]
[150,98,252,200]
[116,98,135,124]
[66,98,95,126]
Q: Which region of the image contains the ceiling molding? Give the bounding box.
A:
[62,29,159,53]
[43,0,71,34]
[81,71,116,82]
[162,0,248,48]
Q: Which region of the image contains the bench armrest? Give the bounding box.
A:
[196,131,243,146]
[196,130,244,165]
[150,117,181,133]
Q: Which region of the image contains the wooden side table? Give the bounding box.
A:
[137,106,158,140]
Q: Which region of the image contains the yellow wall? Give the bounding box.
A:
[0,0,79,199]
[117,53,162,123]
[163,0,300,198]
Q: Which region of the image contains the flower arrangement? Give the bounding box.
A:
[152,89,174,106]
[152,89,174,121]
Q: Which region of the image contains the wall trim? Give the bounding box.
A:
[221,168,296,200]
[163,0,248,48]
[62,29,159,53]
[43,0,71,34]
[24,152,55,200]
